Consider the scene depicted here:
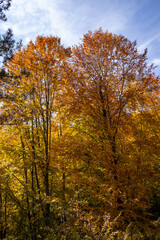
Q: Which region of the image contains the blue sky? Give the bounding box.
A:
[1,0,160,74]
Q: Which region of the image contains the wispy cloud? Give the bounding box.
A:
[138,34,160,52]
[1,0,138,46]
[0,0,160,75]
[1,0,49,43]
[153,58,160,65]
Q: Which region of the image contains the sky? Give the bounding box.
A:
[1,0,160,75]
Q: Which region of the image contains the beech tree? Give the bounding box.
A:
[69,28,160,224]
[0,30,159,239]
[1,36,71,238]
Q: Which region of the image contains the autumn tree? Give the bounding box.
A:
[0,29,160,239]
[0,1,15,239]
[68,28,160,226]
[1,36,71,238]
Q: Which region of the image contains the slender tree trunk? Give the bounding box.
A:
[20,135,33,239]
[44,80,50,225]
[4,193,7,239]
[0,191,4,239]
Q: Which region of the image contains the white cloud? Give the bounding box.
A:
[0,0,159,75]
[153,58,160,65]
[138,34,160,52]
[0,0,139,47]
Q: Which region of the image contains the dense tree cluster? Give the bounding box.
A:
[0,28,159,240]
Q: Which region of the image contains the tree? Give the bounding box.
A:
[0,0,15,63]
[0,29,160,239]
[0,2,16,238]
[69,28,160,225]
[1,35,71,238]
[0,0,11,21]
